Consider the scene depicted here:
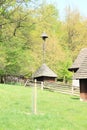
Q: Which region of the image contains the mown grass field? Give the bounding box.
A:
[0,84,87,130]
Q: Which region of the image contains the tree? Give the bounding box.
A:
[57,59,72,83]
[30,4,65,70]
[0,0,39,82]
[59,7,83,60]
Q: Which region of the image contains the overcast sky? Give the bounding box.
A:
[45,0,87,20]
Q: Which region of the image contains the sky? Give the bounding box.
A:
[46,0,87,20]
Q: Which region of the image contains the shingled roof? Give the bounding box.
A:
[68,48,87,79]
[32,63,57,78]
[68,48,87,71]
[74,55,87,79]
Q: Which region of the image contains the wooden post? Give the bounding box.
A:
[41,81,44,90]
[32,79,37,114]
[72,71,74,95]
[72,85,74,95]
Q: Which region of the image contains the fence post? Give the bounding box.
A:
[32,79,37,114]
[72,85,74,95]
[41,81,44,90]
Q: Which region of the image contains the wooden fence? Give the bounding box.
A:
[44,82,80,96]
[25,80,80,96]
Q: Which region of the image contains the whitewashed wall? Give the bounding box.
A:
[72,79,79,87]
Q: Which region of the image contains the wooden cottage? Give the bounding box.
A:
[32,63,57,82]
[68,48,87,101]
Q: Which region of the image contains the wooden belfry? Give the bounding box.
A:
[68,48,87,101]
[41,32,48,63]
[32,63,57,82]
[33,32,57,82]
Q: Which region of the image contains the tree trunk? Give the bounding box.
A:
[0,76,5,83]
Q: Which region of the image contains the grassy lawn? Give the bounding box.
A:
[0,84,87,130]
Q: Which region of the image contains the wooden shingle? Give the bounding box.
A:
[68,48,87,72]
[74,56,87,79]
[32,63,57,78]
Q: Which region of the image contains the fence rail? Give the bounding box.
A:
[44,82,80,96]
[25,80,80,96]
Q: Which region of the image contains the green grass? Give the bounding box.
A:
[0,84,87,130]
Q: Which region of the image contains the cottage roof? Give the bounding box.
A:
[68,48,87,71]
[74,56,87,79]
[32,63,57,78]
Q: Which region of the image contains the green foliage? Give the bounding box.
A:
[57,59,73,83]
[0,1,87,82]
[0,45,6,76]
[5,50,20,75]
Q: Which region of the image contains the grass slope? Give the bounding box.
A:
[0,84,87,130]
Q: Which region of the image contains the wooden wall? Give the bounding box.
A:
[34,76,56,82]
[80,79,87,101]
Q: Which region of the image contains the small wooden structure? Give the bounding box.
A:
[32,63,57,82]
[68,48,87,101]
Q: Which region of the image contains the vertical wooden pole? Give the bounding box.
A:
[41,81,44,90]
[72,85,74,95]
[43,40,45,63]
[32,79,37,114]
[72,71,74,95]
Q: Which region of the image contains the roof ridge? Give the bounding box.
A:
[33,64,57,78]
